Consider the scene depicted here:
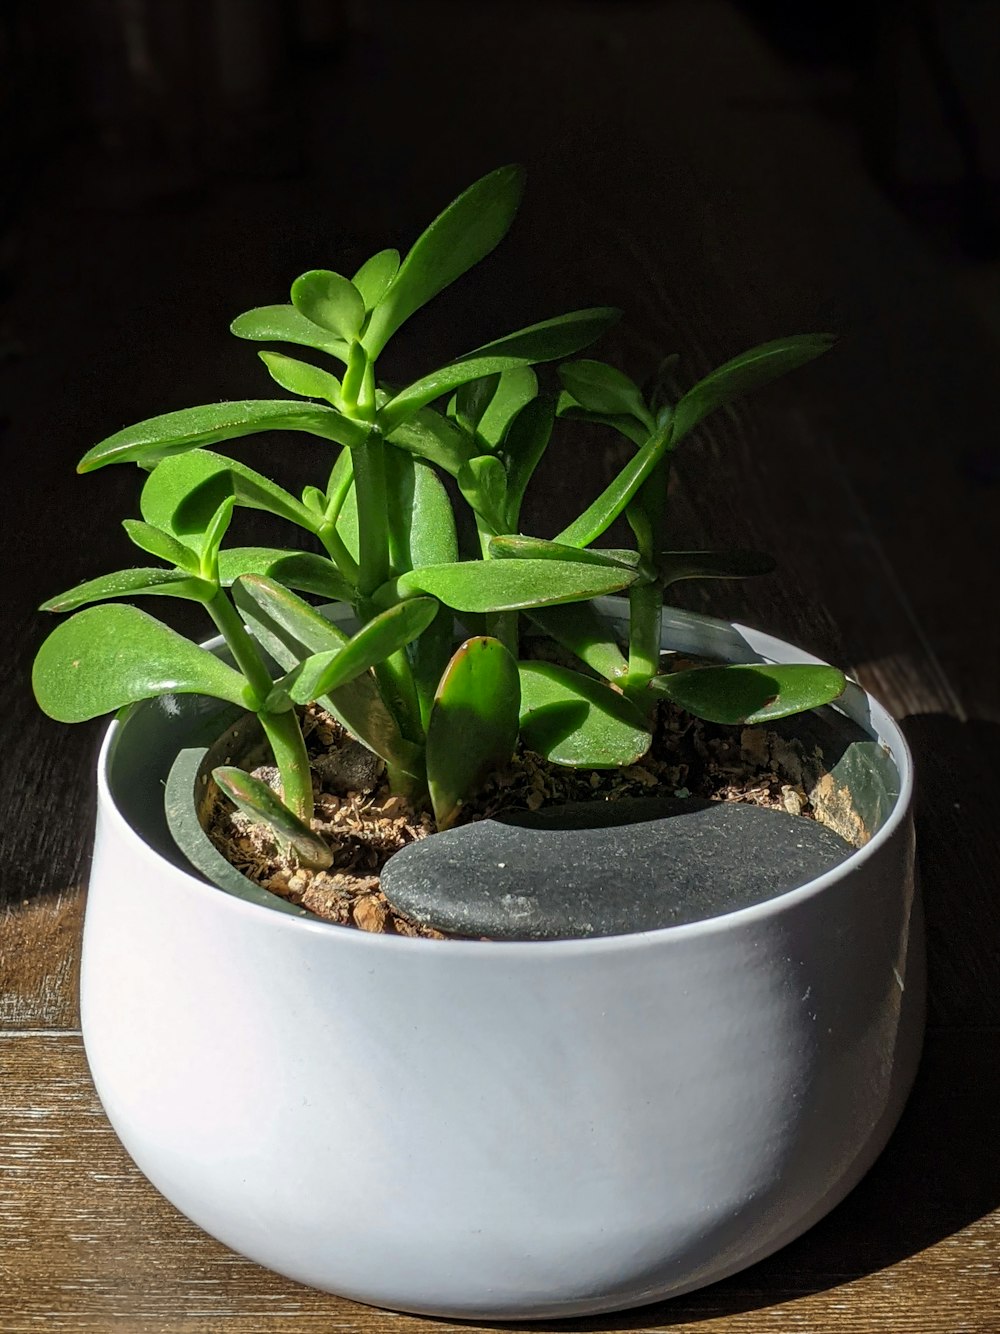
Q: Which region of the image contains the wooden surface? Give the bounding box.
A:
[2,1,998,1329]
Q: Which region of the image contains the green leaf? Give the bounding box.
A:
[499,394,555,529]
[231,576,421,776]
[40,567,215,613]
[556,392,649,447]
[426,636,520,829]
[525,602,630,681]
[452,374,501,435]
[121,519,199,571]
[649,663,847,725]
[363,165,526,356]
[258,351,342,405]
[385,405,474,477]
[477,367,538,449]
[78,399,368,472]
[213,766,332,869]
[352,248,400,310]
[32,604,250,721]
[490,535,640,571]
[290,270,365,342]
[301,484,327,515]
[518,661,650,767]
[217,548,353,601]
[377,308,621,433]
[391,558,637,613]
[340,339,367,410]
[671,334,836,445]
[141,449,316,544]
[657,550,776,585]
[558,360,652,426]
[384,452,458,572]
[201,495,236,573]
[554,423,672,548]
[457,455,508,531]
[230,304,351,361]
[272,598,439,707]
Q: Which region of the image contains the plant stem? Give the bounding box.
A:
[352,435,391,598]
[206,592,273,707]
[258,707,314,822]
[207,591,314,822]
[625,580,663,693]
[316,519,360,587]
[476,513,518,654]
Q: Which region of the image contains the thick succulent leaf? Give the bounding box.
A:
[140,449,315,542]
[477,366,538,449]
[556,392,648,447]
[258,351,342,405]
[32,604,250,721]
[518,661,650,767]
[458,307,621,367]
[290,270,366,341]
[232,574,349,659]
[273,598,438,707]
[384,452,458,571]
[301,484,327,515]
[657,550,776,585]
[232,576,421,775]
[217,548,353,601]
[649,663,847,725]
[377,308,621,433]
[230,304,350,361]
[362,165,526,356]
[121,519,199,571]
[525,602,630,681]
[385,404,474,477]
[490,535,639,571]
[499,394,555,528]
[200,495,236,572]
[352,248,400,310]
[457,455,508,531]
[78,399,368,472]
[426,636,520,829]
[213,767,332,869]
[452,374,501,435]
[393,558,637,613]
[671,334,836,445]
[39,567,215,613]
[558,360,652,425]
[554,423,672,548]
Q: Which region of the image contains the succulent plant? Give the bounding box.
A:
[33,166,844,855]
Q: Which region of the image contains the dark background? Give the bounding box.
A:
[2,1,999,1326]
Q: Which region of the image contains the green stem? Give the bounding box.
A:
[207,592,314,822]
[352,435,390,597]
[625,580,663,692]
[258,707,314,822]
[316,519,360,587]
[475,514,518,656]
[206,592,273,707]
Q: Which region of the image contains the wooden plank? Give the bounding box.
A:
[1,1032,996,1332]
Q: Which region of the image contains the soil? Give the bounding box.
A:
[206,659,864,937]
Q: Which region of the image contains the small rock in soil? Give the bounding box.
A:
[380,797,854,940]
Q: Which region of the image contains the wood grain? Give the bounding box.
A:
[2,0,998,1327]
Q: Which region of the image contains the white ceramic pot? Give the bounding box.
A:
[80,602,923,1320]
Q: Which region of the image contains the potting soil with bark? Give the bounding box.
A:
[207,687,865,938]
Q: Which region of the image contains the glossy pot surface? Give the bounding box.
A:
[81,603,923,1318]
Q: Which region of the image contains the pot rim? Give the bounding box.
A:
[96,603,914,955]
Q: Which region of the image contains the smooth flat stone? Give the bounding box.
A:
[381,798,854,940]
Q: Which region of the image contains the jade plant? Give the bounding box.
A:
[32,166,845,865]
